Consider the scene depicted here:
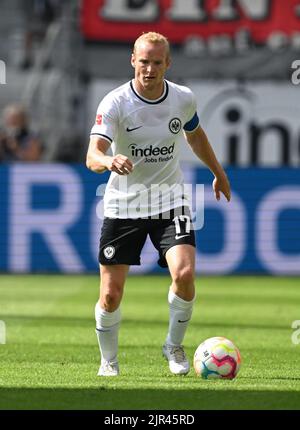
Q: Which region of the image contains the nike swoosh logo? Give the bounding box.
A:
[96,328,110,333]
[126,126,142,132]
[178,319,190,323]
[175,234,189,240]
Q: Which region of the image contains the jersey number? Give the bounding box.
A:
[173,215,191,235]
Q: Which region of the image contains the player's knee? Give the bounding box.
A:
[173,267,194,287]
[101,292,121,311]
[101,283,123,311]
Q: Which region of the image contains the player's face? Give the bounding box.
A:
[131,41,170,97]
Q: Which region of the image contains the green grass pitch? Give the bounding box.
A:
[0,274,300,410]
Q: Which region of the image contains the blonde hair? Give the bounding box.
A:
[133,32,170,59]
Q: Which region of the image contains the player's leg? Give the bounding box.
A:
[95,264,129,376]
[165,243,195,343]
[96,217,147,376]
[149,207,196,375]
[162,244,196,374]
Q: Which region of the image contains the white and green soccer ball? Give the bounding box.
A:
[193,336,241,379]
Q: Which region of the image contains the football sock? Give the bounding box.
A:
[95,302,121,363]
[166,289,195,346]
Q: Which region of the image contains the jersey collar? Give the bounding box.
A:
[130,80,169,104]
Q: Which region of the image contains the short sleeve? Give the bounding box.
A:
[183,90,200,132]
[90,95,118,144]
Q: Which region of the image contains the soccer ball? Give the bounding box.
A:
[193,336,241,379]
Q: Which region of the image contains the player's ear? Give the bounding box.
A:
[166,56,171,69]
[131,53,135,68]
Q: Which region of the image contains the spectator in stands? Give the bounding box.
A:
[21,0,61,69]
[0,104,43,161]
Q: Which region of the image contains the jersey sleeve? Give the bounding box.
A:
[90,95,118,144]
[183,90,200,133]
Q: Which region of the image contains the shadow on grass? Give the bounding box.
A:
[0,387,300,410]
[0,314,292,331]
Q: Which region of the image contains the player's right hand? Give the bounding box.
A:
[106,154,134,175]
[213,173,231,202]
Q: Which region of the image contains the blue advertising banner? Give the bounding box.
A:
[0,164,299,275]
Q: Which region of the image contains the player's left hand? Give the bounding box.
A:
[213,173,231,202]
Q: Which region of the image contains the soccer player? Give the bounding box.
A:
[86,32,231,376]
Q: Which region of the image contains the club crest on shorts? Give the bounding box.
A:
[169,117,181,134]
[103,245,115,259]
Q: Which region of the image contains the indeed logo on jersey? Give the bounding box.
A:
[129,143,174,163]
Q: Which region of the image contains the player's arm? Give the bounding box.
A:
[86,135,134,175]
[184,126,231,202]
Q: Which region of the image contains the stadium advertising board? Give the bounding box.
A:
[81,0,300,50]
[0,165,299,275]
[189,81,300,167]
[0,59,6,85]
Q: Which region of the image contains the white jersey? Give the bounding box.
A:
[90,79,199,218]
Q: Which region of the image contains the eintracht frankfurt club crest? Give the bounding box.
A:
[169,118,181,134]
[103,246,115,259]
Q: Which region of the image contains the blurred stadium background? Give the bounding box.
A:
[0,0,300,276]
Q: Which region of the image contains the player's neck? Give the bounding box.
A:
[133,79,165,101]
